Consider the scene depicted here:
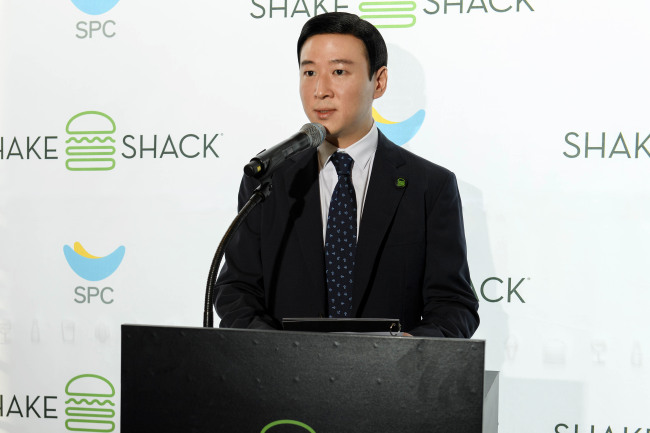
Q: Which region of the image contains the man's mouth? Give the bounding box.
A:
[315,109,335,119]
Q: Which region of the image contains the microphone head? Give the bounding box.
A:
[300,123,326,147]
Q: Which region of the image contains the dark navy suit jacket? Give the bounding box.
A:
[215,132,479,338]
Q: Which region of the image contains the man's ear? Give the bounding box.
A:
[373,66,388,100]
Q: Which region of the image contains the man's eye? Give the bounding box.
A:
[334,69,345,75]
[304,71,315,77]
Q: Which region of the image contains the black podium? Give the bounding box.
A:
[121,325,498,433]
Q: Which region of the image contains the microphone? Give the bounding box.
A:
[244,123,326,179]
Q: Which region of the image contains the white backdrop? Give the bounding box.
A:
[1,1,649,432]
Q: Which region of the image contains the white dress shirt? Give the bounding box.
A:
[318,123,378,243]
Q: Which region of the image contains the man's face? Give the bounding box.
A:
[299,33,387,149]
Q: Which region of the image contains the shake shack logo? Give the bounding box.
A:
[423,0,534,15]
[248,0,419,28]
[249,0,534,25]
[0,109,223,171]
[563,131,650,159]
[261,419,316,432]
[555,424,650,433]
[65,111,117,171]
[0,373,116,430]
[65,374,116,432]
[359,1,417,28]
[471,276,529,303]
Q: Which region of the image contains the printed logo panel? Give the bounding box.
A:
[563,131,650,159]
[0,108,222,168]
[71,0,120,15]
[261,420,316,432]
[63,242,125,282]
[65,111,117,172]
[359,1,417,28]
[249,0,535,21]
[372,107,425,145]
[65,374,116,432]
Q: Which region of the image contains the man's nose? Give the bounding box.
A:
[315,75,333,98]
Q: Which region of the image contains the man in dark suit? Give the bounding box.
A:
[215,12,479,338]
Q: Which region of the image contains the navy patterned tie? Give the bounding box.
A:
[325,152,357,318]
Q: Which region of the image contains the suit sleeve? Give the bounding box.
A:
[409,171,480,338]
[214,175,280,330]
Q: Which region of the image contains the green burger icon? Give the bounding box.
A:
[65,374,116,432]
[65,110,117,171]
[359,1,417,28]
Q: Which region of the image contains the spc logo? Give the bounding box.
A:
[65,111,117,171]
[64,242,125,281]
[72,0,118,39]
[373,107,425,146]
[71,0,120,15]
[65,374,116,432]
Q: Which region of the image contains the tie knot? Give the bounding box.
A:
[330,152,353,176]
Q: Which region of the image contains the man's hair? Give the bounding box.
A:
[297,12,387,80]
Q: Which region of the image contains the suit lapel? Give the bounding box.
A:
[285,149,327,307]
[352,133,407,315]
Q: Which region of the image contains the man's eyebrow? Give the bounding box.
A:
[300,59,355,67]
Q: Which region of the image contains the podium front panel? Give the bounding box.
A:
[122,325,485,433]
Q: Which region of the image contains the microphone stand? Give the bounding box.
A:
[203,180,272,328]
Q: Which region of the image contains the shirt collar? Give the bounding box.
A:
[317,123,378,171]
